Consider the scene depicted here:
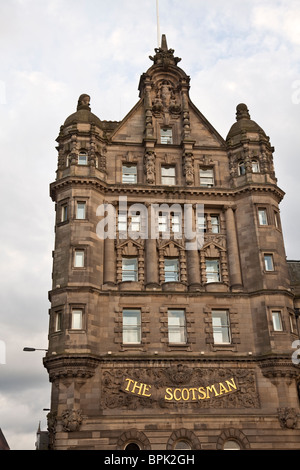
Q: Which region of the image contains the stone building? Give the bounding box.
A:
[43,36,300,450]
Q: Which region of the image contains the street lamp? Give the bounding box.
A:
[23,347,48,352]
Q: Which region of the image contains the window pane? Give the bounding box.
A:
[272,311,283,331]
[252,160,260,173]
[78,153,88,165]
[161,166,176,185]
[200,168,214,186]
[168,310,186,343]
[72,310,83,329]
[122,257,138,281]
[212,311,231,344]
[224,440,240,450]
[76,202,86,219]
[264,254,274,271]
[130,215,140,232]
[258,209,268,225]
[123,309,141,343]
[211,215,220,233]
[118,212,127,232]
[238,161,246,175]
[171,214,181,233]
[122,165,137,183]
[74,250,84,267]
[55,312,62,332]
[206,259,220,282]
[164,258,179,282]
[197,214,206,232]
[61,204,68,222]
[159,214,168,232]
[161,128,173,144]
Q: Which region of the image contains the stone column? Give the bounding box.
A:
[225,206,243,290]
[103,238,116,285]
[145,204,159,288]
[185,204,201,290]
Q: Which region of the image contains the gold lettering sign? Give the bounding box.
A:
[122,376,238,402]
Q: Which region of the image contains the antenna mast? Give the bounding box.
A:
[156,0,161,47]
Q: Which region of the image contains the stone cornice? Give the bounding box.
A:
[50,175,285,202]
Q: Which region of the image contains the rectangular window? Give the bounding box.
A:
[171,213,181,233]
[76,202,86,219]
[123,309,141,344]
[200,167,214,187]
[212,310,231,344]
[78,152,88,165]
[274,211,281,230]
[211,215,220,233]
[71,309,83,330]
[164,258,180,282]
[130,214,140,232]
[160,128,173,144]
[158,213,168,232]
[264,254,274,271]
[206,259,220,283]
[118,212,127,233]
[122,164,137,184]
[161,166,176,185]
[55,311,62,332]
[74,250,85,268]
[258,208,268,225]
[168,309,187,344]
[122,257,138,282]
[272,311,283,332]
[61,204,68,222]
[197,213,206,232]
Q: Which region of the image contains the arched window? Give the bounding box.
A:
[238,161,246,176]
[223,440,241,450]
[174,440,192,450]
[125,442,140,450]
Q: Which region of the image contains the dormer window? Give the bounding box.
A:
[160,128,173,144]
[78,151,88,165]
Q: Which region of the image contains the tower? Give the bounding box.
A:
[44,36,300,450]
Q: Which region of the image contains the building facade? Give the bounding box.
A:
[43,36,300,450]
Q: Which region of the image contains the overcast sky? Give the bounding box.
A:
[0,0,299,450]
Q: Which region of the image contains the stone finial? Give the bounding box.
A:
[236,103,250,121]
[149,34,181,68]
[77,94,91,111]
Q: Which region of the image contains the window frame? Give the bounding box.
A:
[122,309,141,344]
[199,167,214,187]
[71,308,83,330]
[205,259,221,283]
[74,249,85,268]
[122,164,137,184]
[167,309,187,344]
[258,208,268,226]
[212,310,231,344]
[238,161,246,176]
[160,127,173,145]
[122,257,138,282]
[264,253,274,272]
[164,257,180,283]
[78,151,88,166]
[161,165,176,185]
[271,310,283,332]
[76,201,86,220]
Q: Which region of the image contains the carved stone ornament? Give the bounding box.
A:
[144,150,156,184]
[278,408,298,429]
[61,409,83,432]
[101,364,260,410]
